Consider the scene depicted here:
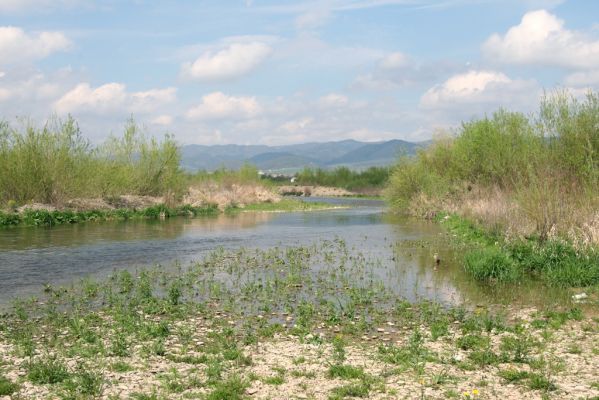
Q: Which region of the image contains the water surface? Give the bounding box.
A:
[0,197,570,307]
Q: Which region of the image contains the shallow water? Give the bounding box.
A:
[0,197,570,307]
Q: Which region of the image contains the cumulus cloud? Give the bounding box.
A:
[181,42,272,81]
[186,92,261,120]
[54,83,176,115]
[483,10,599,69]
[420,70,540,110]
[0,26,71,64]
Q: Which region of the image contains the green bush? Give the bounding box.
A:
[464,248,520,283]
[0,117,185,206]
[386,91,598,218]
[296,166,391,191]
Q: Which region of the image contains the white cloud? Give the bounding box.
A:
[280,117,313,133]
[186,92,261,120]
[150,115,173,126]
[379,52,409,69]
[564,70,599,87]
[420,70,539,110]
[0,26,71,64]
[0,0,84,12]
[0,87,10,102]
[483,10,599,69]
[181,42,272,81]
[353,51,451,91]
[295,6,332,30]
[54,83,176,115]
[130,87,177,113]
[318,93,349,108]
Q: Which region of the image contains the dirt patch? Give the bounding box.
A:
[11,185,280,213]
[278,185,356,197]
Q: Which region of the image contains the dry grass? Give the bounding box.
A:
[184,183,280,210]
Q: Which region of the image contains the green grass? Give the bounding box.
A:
[0,204,219,227]
[464,248,521,283]
[0,376,19,396]
[26,357,71,384]
[239,198,335,212]
[206,376,248,400]
[327,364,365,380]
[440,214,599,288]
[329,381,371,399]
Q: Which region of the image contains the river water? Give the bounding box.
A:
[0,197,569,307]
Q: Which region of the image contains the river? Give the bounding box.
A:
[0,197,569,307]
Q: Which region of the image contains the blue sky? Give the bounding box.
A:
[1,0,599,145]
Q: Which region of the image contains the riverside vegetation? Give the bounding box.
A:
[294,167,391,195]
[386,91,599,289]
[0,240,597,399]
[0,118,331,228]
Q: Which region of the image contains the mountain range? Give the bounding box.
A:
[181,139,426,172]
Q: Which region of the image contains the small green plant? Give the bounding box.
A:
[0,376,19,396]
[528,373,557,391]
[26,357,70,384]
[327,364,365,380]
[206,375,248,400]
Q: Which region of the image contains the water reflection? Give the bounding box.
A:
[0,199,572,308]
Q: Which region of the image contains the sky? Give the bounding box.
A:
[1,0,599,145]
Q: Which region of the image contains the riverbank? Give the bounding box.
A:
[430,213,599,290]
[0,191,336,228]
[0,242,597,399]
[278,185,382,198]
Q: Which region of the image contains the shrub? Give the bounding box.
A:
[0,117,185,205]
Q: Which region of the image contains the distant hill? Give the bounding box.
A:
[180,139,426,172]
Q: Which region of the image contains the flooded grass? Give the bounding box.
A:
[0,240,597,399]
[438,213,599,288]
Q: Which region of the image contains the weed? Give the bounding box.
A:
[26,357,70,384]
[0,376,18,396]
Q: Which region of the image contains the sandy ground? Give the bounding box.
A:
[1,309,597,399]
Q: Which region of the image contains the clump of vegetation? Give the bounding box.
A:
[296,166,391,192]
[387,91,599,287]
[463,248,520,283]
[0,376,19,396]
[0,203,219,227]
[0,117,184,206]
[187,163,264,187]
